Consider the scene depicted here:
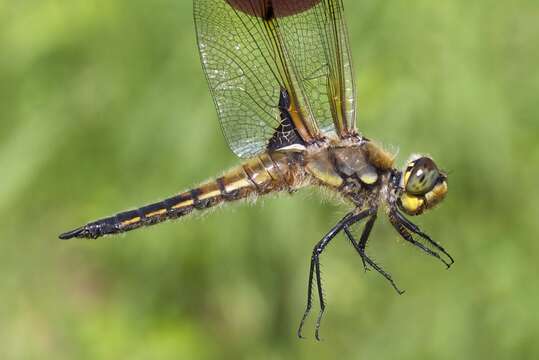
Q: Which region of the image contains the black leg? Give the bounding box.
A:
[357,214,377,272]
[344,217,405,295]
[297,210,370,341]
[313,254,325,340]
[389,212,452,268]
[297,253,316,339]
[393,210,454,267]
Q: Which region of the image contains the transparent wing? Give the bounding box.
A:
[278,0,357,137]
[194,0,357,158]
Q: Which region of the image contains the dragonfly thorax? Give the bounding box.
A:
[302,140,397,206]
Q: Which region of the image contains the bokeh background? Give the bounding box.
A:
[1,0,538,359]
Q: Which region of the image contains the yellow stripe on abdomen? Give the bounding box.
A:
[60,152,300,240]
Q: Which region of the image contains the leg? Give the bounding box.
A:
[389,212,452,268]
[346,213,376,272]
[393,210,454,266]
[297,210,370,340]
[357,214,376,272]
[344,218,405,295]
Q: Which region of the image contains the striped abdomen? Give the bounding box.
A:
[59,152,302,240]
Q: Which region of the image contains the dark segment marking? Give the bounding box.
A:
[60,165,266,240]
[97,216,117,226]
[59,192,197,240]
[139,202,168,225]
[116,210,141,223]
[267,88,306,152]
[163,194,185,209]
[140,202,166,216]
[191,188,210,209]
[217,176,240,200]
[167,192,194,217]
[216,177,227,194]
[171,193,192,207]
[242,164,262,193]
[167,205,193,220]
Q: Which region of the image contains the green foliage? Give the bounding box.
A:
[1,0,538,358]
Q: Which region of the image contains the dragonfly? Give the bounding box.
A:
[60,0,454,340]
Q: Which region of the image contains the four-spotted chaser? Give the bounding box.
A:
[60,0,454,340]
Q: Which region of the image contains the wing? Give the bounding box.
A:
[282,0,357,137]
[194,0,357,158]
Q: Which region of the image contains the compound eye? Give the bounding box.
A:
[404,157,440,195]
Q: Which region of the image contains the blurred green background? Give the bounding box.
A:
[1,0,538,359]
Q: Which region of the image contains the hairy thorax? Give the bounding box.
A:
[296,138,396,208]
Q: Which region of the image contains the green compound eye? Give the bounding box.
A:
[404,157,440,195]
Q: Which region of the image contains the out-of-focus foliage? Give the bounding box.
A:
[1,1,538,359]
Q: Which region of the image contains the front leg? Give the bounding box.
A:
[389,210,453,268]
[393,210,454,267]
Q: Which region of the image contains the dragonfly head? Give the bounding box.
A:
[397,156,447,216]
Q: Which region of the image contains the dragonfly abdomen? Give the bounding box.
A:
[59,152,298,240]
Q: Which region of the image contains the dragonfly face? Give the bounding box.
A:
[398,156,448,216]
[60,0,454,340]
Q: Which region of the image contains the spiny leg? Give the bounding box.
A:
[297,255,315,339]
[297,215,348,340]
[389,213,452,268]
[300,227,340,341]
[313,252,325,341]
[344,213,376,272]
[357,213,377,272]
[393,210,454,266]
[344,216,405,295]
[297,210,370,340]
